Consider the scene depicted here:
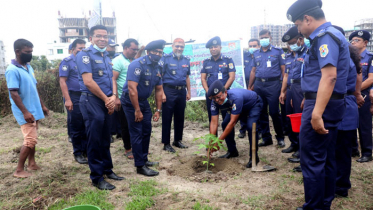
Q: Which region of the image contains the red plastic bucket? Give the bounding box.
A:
[287,113,302,133]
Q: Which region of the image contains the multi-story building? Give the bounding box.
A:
[0,40,6,75]
[345,18,373,52]
[46,11,117,61]
[251,24,294,48]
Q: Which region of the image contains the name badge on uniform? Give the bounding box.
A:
[145,81,149,86]
[95,60,103,64]
[267,60,272,68]
[218,72,223,80]
[172,70,176,75]
[98,70,104,76]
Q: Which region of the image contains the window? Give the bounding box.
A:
[57,49,63,54]
[48,49,53,55]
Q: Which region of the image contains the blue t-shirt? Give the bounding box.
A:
[159,52,190,86]
[59,54,80,91]
[211,89,258,116]
[5,60,44,125]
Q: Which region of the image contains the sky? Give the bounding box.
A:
[0,0,372,63]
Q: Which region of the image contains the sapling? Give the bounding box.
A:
[193,134,227,172]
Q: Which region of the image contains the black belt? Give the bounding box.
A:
[164,84,186,90]
[346,91,354,96]
[255,76,280,82]
[69,90,81,96]
[124,93,147,101]
[290,79,301,84]
[81,92,94,97]
[304,92,345,100]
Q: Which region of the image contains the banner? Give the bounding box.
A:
[164,40,245,101]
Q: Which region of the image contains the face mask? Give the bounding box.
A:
[148,54,161,63]
[290,43,301,52]
[249,48,258,54]
[108,51,116,57]
[93,44,107,53]
[260,38,270,47]
[20,53,32,63]
[304,38,311,48]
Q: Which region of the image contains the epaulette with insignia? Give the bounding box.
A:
[64,56,72,62]
[223,55,231,59]
[139,59,145,64]
[82,48,90,52]
[203,57,211,61]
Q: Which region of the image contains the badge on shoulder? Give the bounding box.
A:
[319,44,329,58]
[82,56,90,64]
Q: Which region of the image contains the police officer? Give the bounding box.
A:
[280,26,307,164]
[201,36,236,144]
[59,38,88,164]
[207,80,263,166]
[287,1,350,209]
[159,38,191,153]
[247,29,286,148]
[77,25,124,190]
[238,39,260,139]
[349,30,373,162]
[121,40,165,176]
[333,25,362,198]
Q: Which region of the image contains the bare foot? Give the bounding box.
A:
[27,164,41,171]
[14,170,32,178]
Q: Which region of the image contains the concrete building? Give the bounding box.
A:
[251,24,294,48]
[345,18,373,52]
[46,11,117,61]
[0,40,6,75]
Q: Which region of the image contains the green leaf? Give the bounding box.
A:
[210,163,215,166]
[202,161,208,165]
[193,151,201,154]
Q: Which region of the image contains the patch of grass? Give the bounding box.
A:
[242,195,264,208]
[193,201,216,210]
[185,101,208,122]
[125,180,166,210]
[49,189,114,210]
[36,146,53,153]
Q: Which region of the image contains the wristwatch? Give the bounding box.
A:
[156,109,162,113]
[113,93,117,97]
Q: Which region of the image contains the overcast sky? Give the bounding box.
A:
[0,0,371,63]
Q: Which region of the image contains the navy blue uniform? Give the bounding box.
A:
[239,51,255,135]
[121,55,162,167]
[285,46,307,150]
[211,89,262,156]
[355,49,373,157]
[159,53,190,145]
[252,45,285,143]
[201,54,236,126]
[336,59,358,197]
[59,54,87,156]
[299,22,349,209]
[76,45,114,184]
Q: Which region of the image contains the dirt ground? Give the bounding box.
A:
[0,111,372,210]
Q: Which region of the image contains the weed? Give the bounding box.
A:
[193,201,216,210]
[125,180,166,210]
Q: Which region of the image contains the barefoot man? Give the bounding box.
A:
[5,39,49,178]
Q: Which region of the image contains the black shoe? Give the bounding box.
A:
[238,132,245,138]
[137,165,159,176]
[92,180,115,190]
[172,141,188,149]
[351,149,360,157]
[246,158,260,168]
[106,172,125,180]
[356,156,373,163]
[74,155,88,164]
[282,146,296,153]
[296,207,303,210]
[288,157,300,163]
[116,133,122,139]
[145,161,159,167]
[219,151,239,159]
[163,144,176,153]
[292,150,300,158]
[258,141,273,147]
[277,140,285,148]
[110,136,114,143]
[293,165,302,172]
[68,137,72,143]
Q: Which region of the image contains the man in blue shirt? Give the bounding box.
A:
[207,80,263,167]
[59,38,87,164]
[349,30,373,162]
[201,36,236,158]
[280,26,307,164]
[238,39,260,139]
[159,38,191,153]
[248,29,286,148]
[5,39,49,178]
[287,0,349,209]
[121,40,165,176]
[76,25,124,190]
